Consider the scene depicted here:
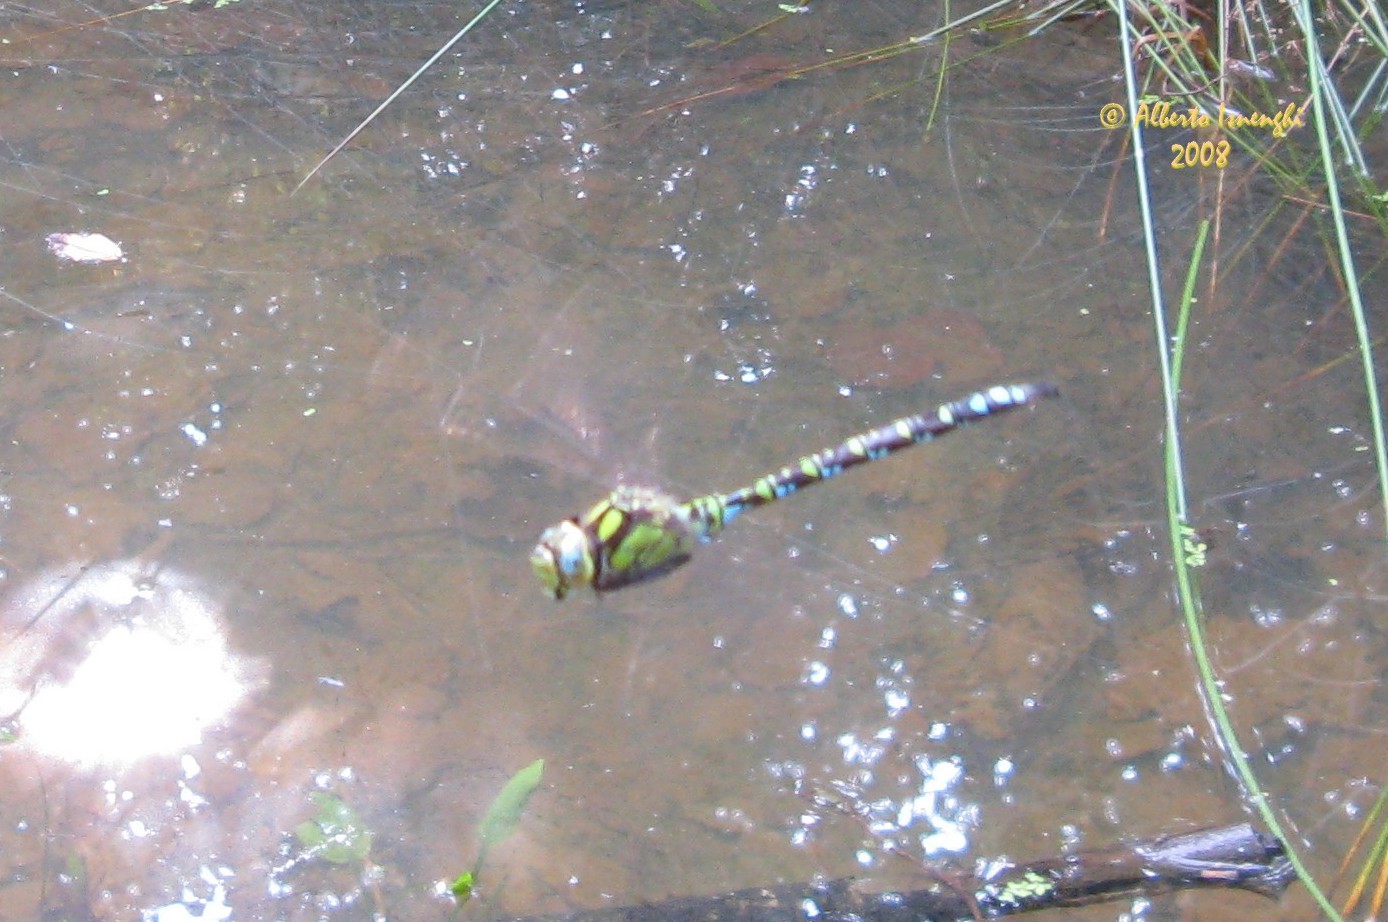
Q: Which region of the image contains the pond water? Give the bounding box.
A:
[0,1,1381,919]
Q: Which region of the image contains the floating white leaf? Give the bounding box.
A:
[45,232,125,264]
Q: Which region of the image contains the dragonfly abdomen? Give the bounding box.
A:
[718,382,1057,522]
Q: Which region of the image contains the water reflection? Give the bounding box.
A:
[0,559,263,767]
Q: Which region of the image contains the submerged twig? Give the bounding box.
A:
[499,824,1292,922]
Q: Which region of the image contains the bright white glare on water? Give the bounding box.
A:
[0,561,262,768]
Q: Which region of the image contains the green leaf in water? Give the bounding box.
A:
[64,852,87,889]
[448,758,545,903]
[477,758,544,852]
[450,870,476,904]
[294,792,374,865]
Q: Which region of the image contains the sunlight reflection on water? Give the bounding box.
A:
[0,560,263,767]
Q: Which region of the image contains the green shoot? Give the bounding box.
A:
[450,758,545,907]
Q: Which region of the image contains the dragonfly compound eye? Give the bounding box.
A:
[531,520,595,599]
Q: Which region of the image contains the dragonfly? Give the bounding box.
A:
[531,382,1058,599]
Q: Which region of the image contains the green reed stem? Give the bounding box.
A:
[1114,0,1346,916]
[1291,0,1388,541]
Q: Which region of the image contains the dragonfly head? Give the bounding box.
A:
[531,519,596,599]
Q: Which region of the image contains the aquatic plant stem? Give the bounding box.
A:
[1290,0,1388,541]
[1113,0,1345,916]
[1110,0,1184,521]
[1164,226,1345,922]
[294,0,508,193]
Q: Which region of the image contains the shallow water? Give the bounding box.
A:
[0,1,1381,919]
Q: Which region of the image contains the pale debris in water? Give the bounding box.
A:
[45,231,125,264]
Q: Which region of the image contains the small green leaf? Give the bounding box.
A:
[1180,524,1207,568]
[453,759,545,898]
[294,819,326,848]
[478,759,544,850]
[295,792,373,865]
[450,870,476,903]
[64,852,87,888]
